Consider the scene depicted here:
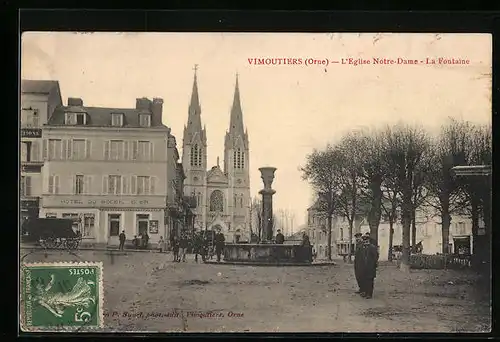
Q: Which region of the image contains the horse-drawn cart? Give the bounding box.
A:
[25,218,82,251]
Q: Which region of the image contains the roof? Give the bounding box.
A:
[47,105,168,128]
[21,80,60,94]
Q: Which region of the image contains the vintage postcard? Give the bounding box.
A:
[20,32,491,333]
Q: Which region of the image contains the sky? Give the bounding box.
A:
[21,32,492,231]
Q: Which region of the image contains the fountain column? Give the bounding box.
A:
[258,167,277,242]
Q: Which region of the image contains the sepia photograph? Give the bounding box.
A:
[19,32,491,333]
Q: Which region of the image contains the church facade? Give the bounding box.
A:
[181,71,251,242]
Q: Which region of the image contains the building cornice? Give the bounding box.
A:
[42,125,170,134]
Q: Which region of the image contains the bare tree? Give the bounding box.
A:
[250,197,262,241]
[300,146,342,261]
[384,123,431,272]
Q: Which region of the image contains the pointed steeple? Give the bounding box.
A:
[229,72,245,134]
[186,65,202,132]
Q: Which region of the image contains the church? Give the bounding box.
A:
[181,69,251,243]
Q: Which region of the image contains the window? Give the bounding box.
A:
[190,144,202,167]
[48,175,60,194]
[75,175,84,194]
[109,140,124,160]
[210,190,224,212]
[111,113,124,127]
[138,141,151,161]
[458,222,466,235]
[109,214,121,237]
[65,112,86,125]
[21,142,30,162]
[233,148,245,169]
[139,114,151,127]
[83,214,95,237]
[340,228,344,240]
[31,141,40,161]
[69,139,85,160]
[137,176,150,195]
[48,139,62,160]
[108,175,122,195]
[240,197,243,208]
[20,176,25,196]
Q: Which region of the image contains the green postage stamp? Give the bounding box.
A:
[20,262,104,332]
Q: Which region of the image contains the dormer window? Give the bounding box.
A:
[111,113,124,127]
[139,114,151,127]
[65,112,87,125]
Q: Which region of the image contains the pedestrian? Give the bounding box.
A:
[193,232,205,263]
[359,234,379,299]
[275,229,285,244]
[353,232,363,294]
[132,235,139,248]
[158,236,165,253]
[179,234,188,262]
[143,232,149,249]
[118,230,126,251]
[214,228,225,262]
[172,236,180,262]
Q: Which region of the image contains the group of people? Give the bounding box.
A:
[353,232,379,299]
[118,231,150,251]
[164,229,227,263]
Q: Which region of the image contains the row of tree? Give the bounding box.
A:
[249,198,296,240]
[300,118,491,271]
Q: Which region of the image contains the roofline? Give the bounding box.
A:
[42,125,170,133]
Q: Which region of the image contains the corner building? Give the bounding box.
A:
[182,71,251,242]
[40,97,170,246]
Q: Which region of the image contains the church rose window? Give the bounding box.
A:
[210,190,224,212]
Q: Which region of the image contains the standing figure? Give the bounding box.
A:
[118,230,126,251]
[353,232,363,294]
[359,234,379,299]
[172,236,180,262]
[158,236,165,253]
[214,228,226,262]
[142,232,149,249]
[193,232,204,263]
[275,229,285,244]
[179,234,188,262]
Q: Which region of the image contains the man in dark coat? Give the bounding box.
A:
[275,229,285,244]
[119,230,126,251]
[353,232,364,294]
[359,234,379,299]
[193,232,207,263]
[214,229,226,262]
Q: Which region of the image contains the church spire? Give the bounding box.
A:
[229,72,245,134]
[186,64,202,132]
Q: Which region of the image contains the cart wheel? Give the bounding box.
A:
[65,239,78,250]
[45,237,57,249]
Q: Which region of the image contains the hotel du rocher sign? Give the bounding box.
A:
[43,195,165,208]
[21,128,42,138]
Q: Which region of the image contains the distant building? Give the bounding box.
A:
[39,96,172,246]
[181,71,251,242]
[20,80,63,231]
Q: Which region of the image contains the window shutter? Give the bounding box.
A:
[102,176,108,194]
[86,176,92,194]
[42,139,48,160]
[124,141,129,160]
[132,141,138,160]
[104,141,110,160]
[55,175,60,194]
[31,141,40,161]
[122,176,128,194]
[61,140,67,160]
[85,140,91,159]
[67,139,73,160]
[150,176,156,194]
[48,175,54,194]
[131,175,137,195]
[149,142,153,161]
[26,176,31,196]
[72,175,76,194]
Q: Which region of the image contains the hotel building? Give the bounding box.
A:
[39,96,171,245]
[20,80,63,230]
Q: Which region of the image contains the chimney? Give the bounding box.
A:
[135,97,151,111]
[151,98,164,126]
[68,97,83,106]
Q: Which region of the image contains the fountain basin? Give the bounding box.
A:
[221,243,313,265]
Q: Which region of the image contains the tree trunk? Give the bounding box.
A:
[368,180,382,246]
[327,214,332,261]
[400,195,412,272]
[441,211,451,255]
[470,195,480,268]
[388,220,394,262]
[347,220,353,263]
[411,209,417,253]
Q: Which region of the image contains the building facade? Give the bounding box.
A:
[39,97,170,246]
[181,71,251,242]
[20,80,63,231]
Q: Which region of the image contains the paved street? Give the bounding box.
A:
[20,248,490,333]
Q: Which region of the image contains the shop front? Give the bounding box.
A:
[20,198,40,235]
[40,195,166,246]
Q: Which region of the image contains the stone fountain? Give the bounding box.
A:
[214,167,314,266]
